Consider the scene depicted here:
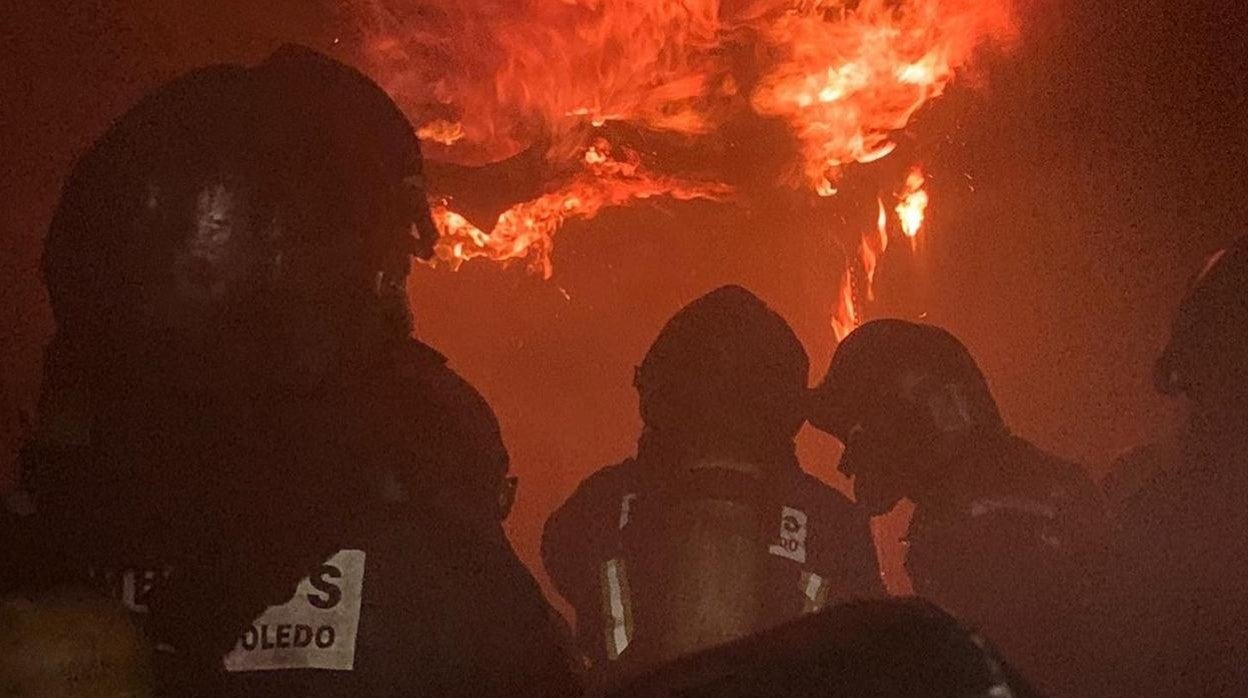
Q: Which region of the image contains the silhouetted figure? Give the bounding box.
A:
[543,286,884,689]
[809,320,1106,696]
[1093,237,1248,697]
[8,45,575,696]
[611,597,1041,698]
[1100,442,1176,520]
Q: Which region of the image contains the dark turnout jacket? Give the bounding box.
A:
[1088,431,1248,698]
[8,341,577,697]
[10,46,574,695]
[903,434,1107,697]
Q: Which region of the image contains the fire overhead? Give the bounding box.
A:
[355,0,1015,326]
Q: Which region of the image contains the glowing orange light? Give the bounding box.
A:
[832,265,858,343]
[896,167,929,239]
[356,0,1013,277]
[748,0,1016,193]
[361,0,1016,177]
[431,139,732,278]
[416,119,465,146]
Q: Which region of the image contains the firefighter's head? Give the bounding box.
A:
[634,286,809,466]
[811,320,1005,515]
[1155,236,1248,412]
[42,45,437,401]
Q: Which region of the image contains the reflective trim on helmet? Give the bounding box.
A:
[968,496,1056,520]
[1195,248,1230,287]
[618,493,637,530]
[600,558,634,660]
[969,632,1017,698]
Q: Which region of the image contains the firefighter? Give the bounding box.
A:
[12,45,575,696]
[1100,442,1175,520]
[543,285,884,688]
[1092,237,1248,698]
[808,319,1106,696]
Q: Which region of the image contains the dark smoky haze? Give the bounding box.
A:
[2,0,1245,596]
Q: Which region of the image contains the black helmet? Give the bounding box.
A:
[41,45,437,393]
[811,319,1003,442]
[811,320,1004,514]
[1155,236,1248,402]
[253,44,439,275]
[635,286,809,457]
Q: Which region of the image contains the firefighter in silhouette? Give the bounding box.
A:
[1100,442,1175,520]
[612,597,1041,698]
[9,45,575,696]
[809,319,1105,696]
[1091,237,1248,698]
[543,285,884,687]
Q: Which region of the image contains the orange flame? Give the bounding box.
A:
[353,0,1014,278]
[861,197,889,300]
[831,165,935,339]
[358,1,1015,172]
[416,119,466,146]
[357,0,732,165]
[431,139,733,277]
[832,265,858,342]
[832,196,891,340]
[895,166,928,238]
[750,0,1015,194]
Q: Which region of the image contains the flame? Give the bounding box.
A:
[831,169,927,340]
[431,139,732,278]
[352,0,1014,280]
[356,0,732,165]
[749,0,1015,194]
[358,1,1015,174]
[860,198,889,300]
[832,265,858,342]
[895,166,928,238]
[416,119,465,146]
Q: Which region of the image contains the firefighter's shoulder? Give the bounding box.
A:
[541,461,637,590]
[552,460,639,518]
[784,470,862,523]
[370,339,507,457]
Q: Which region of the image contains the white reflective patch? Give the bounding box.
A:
[768,507,809,564]
[121,570,139,612]
[602,558,632,660]
[223,550,366,673]
[968,496,1057,520]
[618,493,637,530]
[803,572,822,601]
[799,571,828,613]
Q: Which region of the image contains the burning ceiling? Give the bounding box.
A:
[351,0,1016,336]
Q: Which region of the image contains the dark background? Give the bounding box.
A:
[2,0,1246,596]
